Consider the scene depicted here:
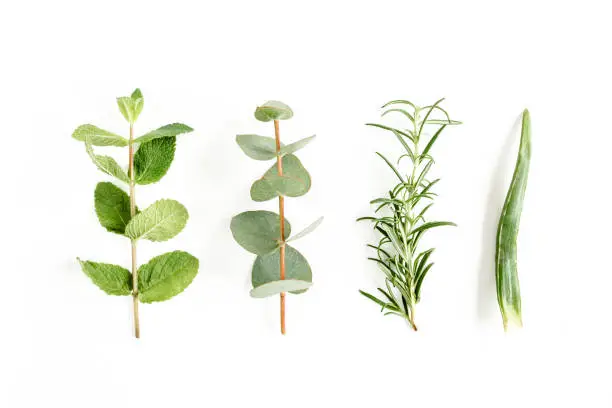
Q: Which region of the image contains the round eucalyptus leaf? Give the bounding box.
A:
[254,101,293,122]
[249,154,311,202]
[252,244,312,294]
[230,210,291,255]
[250,279,312,298]
[236,134,280,160]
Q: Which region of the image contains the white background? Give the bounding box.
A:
[1,1,611,407]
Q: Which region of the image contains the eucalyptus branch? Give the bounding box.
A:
[73,88,199,338]
[358,98,460,330]
[231,101,322,334]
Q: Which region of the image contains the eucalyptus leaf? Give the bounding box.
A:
[250,154,311,201]
[134,137,176,184]
[77,258,132,296]
[72,124,128,147]
[230,210,291,255]
[250,279,312,298]
[134,123,194,144]
[124,199,188,242]
[236,134,280,160]
[85,140,130,183]
[286,217,324,242]
[254,100,293,122]
[138,251,199,303]
[252,245,312,294]
[94,182,133,234]
[279,135,316,156]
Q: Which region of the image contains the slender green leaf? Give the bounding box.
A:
[376,152,405,183]
[77,258,132,296]
[138,251,199,303]
[124,199,188,242]
[72,124,128,147]
[421,125,447,157]
[230,210,291,255]
[280,135,316,156]
[134,123,194,144]
[409,221,456,237]
[286,217,324,242]
[382,108,415,122]
[134,137,176,184]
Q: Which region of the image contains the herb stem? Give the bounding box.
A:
[128,123,140,339]
[274,119,286,335]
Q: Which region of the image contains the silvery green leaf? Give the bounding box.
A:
[286,217,323,242]
[117,96,138,124]
[134,137,176,184]
[134,123,193,144]
[250,279,312,298]
[72,124,128,147]
[85,140,130,184]
[252,244,312,294]
[250,154,311,201]
[124,199,188,242]
[138,251,199,303]
[236,134,280,160]
[77,258,132,296]
[94,182,133,234]
[280,135,316,156]
[254,100,293,122]
[230,210,291,255]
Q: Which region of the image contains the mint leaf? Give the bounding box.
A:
[134,137,176,185]
[138,251,199,303]
[78,258,132,296]
[85,140,130,184]
[94,182,133,234]
[124,199,188,242]
[252,245,312,294]
[250,154,311,201]
[235,134,280,160]
[254,101,293,122]
[230,210,291,255]
[250,280,312,298]
[130,88,144,122]
[72,124,128,147]
[134,123,193,144]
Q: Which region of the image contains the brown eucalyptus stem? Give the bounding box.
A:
[274,119,286,335]
[128,124,140,339]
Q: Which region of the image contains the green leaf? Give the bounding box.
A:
[77,258,132,296]
[85,140,130,183]
[286,217,323,242]
[94,182,133,234]
[138,251,199,303]
[134,123,194,144]
[250,154,311,201]
[230,210,291,255]
[134,137,176,184]
[72,124,128,147]
[252,245,312,294]
[408,221,456,237]
[254,100,293,122]
[117,96,139,124]
[124,199,188,242]
[279,135,316,156]
[236,134,279,160]
[131,88,144,122]
[250,279,312,298]
[376,152,405,183]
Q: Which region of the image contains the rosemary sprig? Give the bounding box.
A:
[358,98,460,330]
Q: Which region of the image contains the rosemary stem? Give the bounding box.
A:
[128,124,140,339]
[274,119,286,335]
